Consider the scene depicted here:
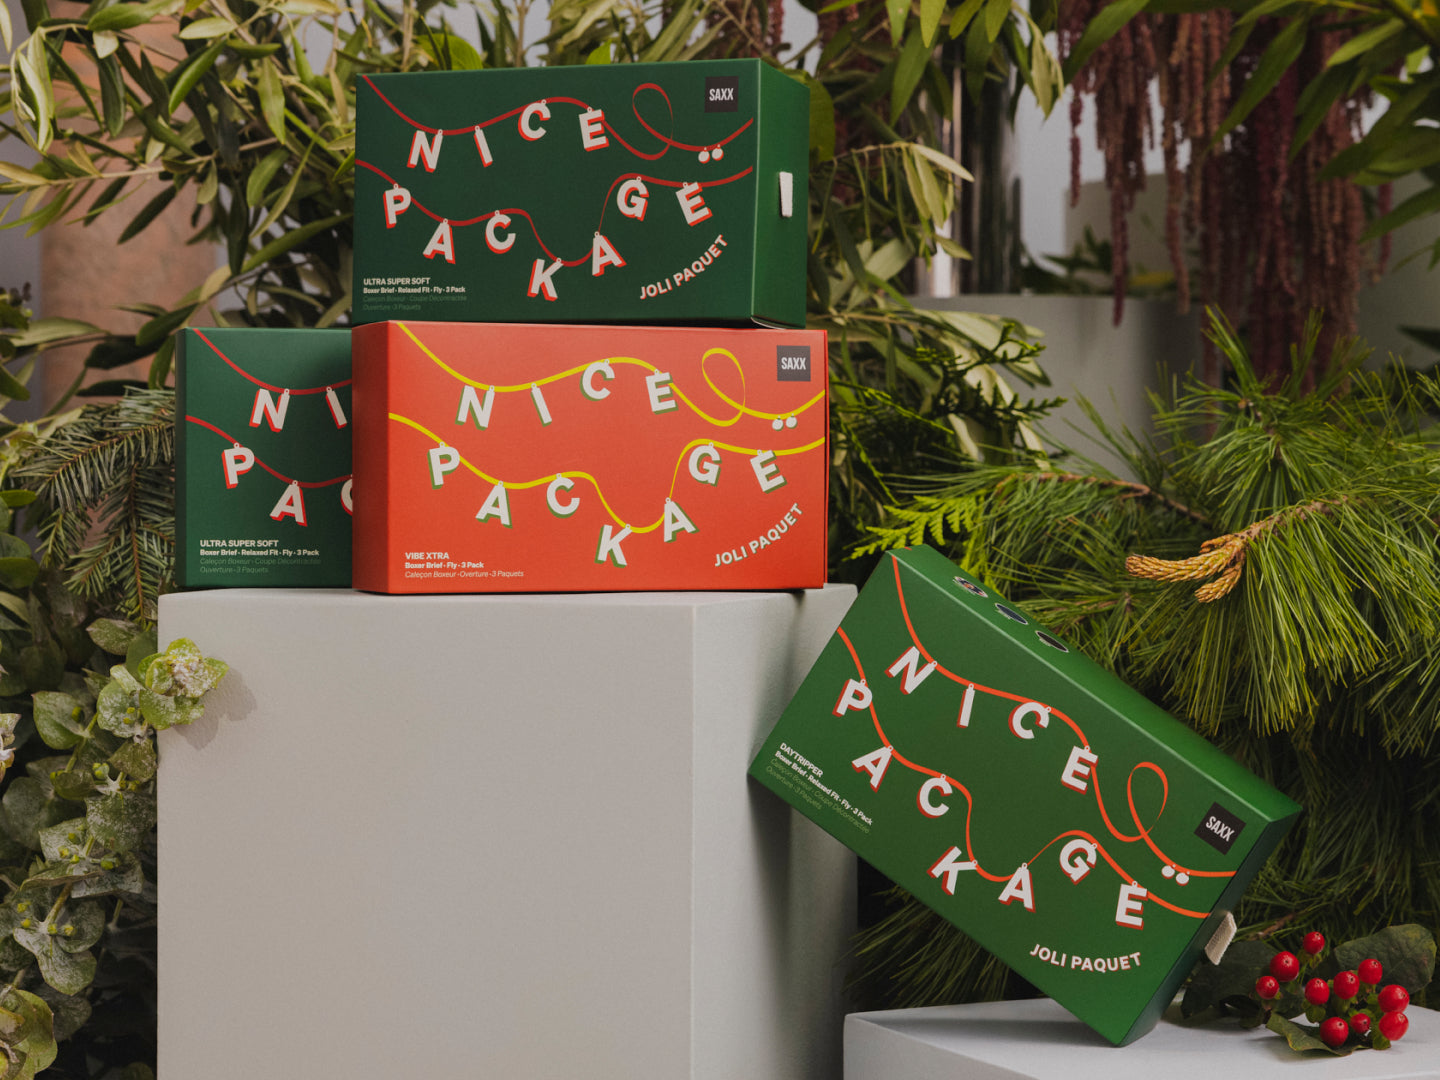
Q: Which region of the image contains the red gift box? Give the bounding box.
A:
[351,320,828,592]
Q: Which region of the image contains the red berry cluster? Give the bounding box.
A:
[1251,933,1412,1050]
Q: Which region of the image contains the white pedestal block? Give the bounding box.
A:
[845,998,1440,1080]
[158,586,857,1080]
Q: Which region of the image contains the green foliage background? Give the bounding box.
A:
[0,0,1071,1073]
[850,316,1440,1011]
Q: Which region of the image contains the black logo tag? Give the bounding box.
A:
[705,76,739,112]
[777,346,811,382]
[1195,802,1246,855]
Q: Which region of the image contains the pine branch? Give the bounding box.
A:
[14,390,175,620]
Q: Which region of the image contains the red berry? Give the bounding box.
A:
[1378,984,1410,1013]
[1358,958,1383,985]
[1255,975,1280,1000]
[1334,970,1360,999]
[1270,951,1300,982]
[1320,1016,1350,1048]
[1304,977,1330,1005]
[1350,1012,1372,1037]
[1378,1011,1408,1041]
[1302,931,1325,955]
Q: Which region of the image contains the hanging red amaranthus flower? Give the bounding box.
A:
[1061,7,1379,384]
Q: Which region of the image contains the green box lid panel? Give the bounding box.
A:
[352,60,808,327]
[175,328,352,587]
[749,545,1301,1045]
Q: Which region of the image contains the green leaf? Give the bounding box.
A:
[71,851,143,898]
[36,820,87,866]
[948,0,985,39]
[0,988,56,1078]
[1327,925,1435,993]
[1291,65,1349,155]
[416,32,484,71]
[87,618,141,657]
[0,491,37,509]
[1400,325,1440,353]
[87,0,171,32]
[1215,15,1308,141]
[244,147,290,208]
[2,778,72,849]
[0,556,38,589]
[13,924,97,995]
[1265,1012,1349,1055]
[48,769,95,801]
[242,211,350,272]
[808,74,835,163]
[95,681,143,740]
[1062,0,1148,82]
[109,739,156,784]
[982,0,1009,43]
[166,36,225,116]
[257,58,288,145]
[17,38,56,151]
[136,304,196,349]
[0,368,26,408]
[8,317,105,349]
[1182,940,1283,1017]
[890,27,930,124]
[585,41,611,64]
[117,185,178,245]
[18,642,65,692]
[885,0,907,46]
[85,791,155,852]
[919,0,944,46]
[177,16,233,39]
[1235,0,1304,27]
[149,336,176,389]
[1361,182,1440,241]
[54,900,104,954]
[1327,19,1403,68]
[31,692,87,751]
[911,142,973,182]
[137,686,195,729]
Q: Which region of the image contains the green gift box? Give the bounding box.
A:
[175,328,352,587]
[749,545,1300,1045]
[352,59,808,327]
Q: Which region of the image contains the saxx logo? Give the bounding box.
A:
[705,76,739,112]
[1194,801,1246,855]
[777,345,811,382]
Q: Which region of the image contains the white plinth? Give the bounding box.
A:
[158,586,857,1080]
[845,998,1440,1079]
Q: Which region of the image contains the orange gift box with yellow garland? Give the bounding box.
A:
[351,320,828,592]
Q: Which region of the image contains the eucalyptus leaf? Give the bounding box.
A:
[31,691,87,751]
[32,985,88,1044]
[37,818,86,865]
[13,924,97,995]
[3,778,72,849]
[95,679,144,739]
[71,851,144,898]
[85,790,156,852]
[54,900,104,954]
[0,988,55,1077]
[109,739,156,783]
[87,618,141,657]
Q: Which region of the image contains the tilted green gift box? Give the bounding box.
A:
[353,59,808,327]
[175,328,352,587]
[749,545,1300,1046]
